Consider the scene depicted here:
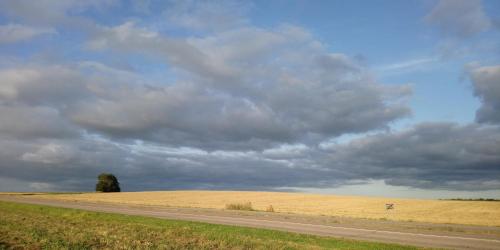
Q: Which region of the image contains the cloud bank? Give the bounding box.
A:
[0,0,499,195]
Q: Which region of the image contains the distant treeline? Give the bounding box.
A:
[441,198,500,202]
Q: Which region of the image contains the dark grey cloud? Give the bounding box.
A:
[0,106,78,140]
[425,0,492,37]
[0,136,333,192]
[0,137,128,191]
[1,122,499,192]
[325,123,500,190]
[470,65,500,124]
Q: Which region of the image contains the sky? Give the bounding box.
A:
[0,0,499,199]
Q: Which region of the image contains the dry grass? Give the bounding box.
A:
[266,205,275,212]
[226,202,254,211]
[26,190,500,226]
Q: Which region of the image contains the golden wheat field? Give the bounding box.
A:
[31,191,500,226]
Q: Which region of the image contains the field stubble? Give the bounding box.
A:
[0,201,420,250]
[31,191,500,226]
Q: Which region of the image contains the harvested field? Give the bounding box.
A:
[25,191,500,226]
[0,201,419,250]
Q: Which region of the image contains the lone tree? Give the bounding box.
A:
[95,173,121,192]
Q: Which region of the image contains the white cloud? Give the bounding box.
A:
[0,24,55,44]
[81,22,412,149]
[164,0,251,32]
[470,64,500,123]
[0,0,117,25]
[29,182,55,191]
[375,57,438,74]
[21,143,76,164]
[425,0,491,37]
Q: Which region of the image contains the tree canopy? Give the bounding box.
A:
[95,173,121,192]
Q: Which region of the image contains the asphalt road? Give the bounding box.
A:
[1,195,499,250]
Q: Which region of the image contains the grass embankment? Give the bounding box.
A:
[31,191,500,226]
[0,201,420,250]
